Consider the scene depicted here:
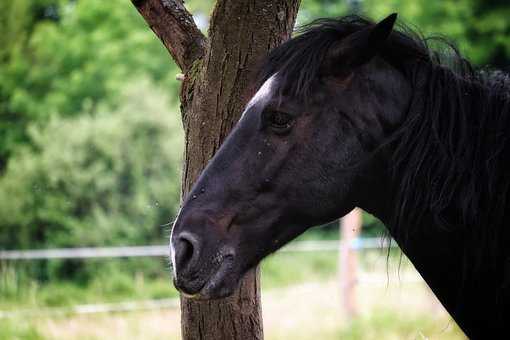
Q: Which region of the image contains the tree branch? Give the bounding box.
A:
[132,0,206,72]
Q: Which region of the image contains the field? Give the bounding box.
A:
[0,247,466,340]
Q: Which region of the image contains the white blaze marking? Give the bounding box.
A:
[241,74,278,118]
[169,76,277,277]
[169,207,182,278]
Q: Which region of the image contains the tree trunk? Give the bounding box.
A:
[132,0,301,339]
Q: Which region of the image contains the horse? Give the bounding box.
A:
[170,13,510,338]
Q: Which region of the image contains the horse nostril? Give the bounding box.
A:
[175,232,200,272]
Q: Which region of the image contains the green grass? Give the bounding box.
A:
[337,310,462,340]
[271,310,463,340]
[0,308,464,340]
[1,242,408,310]
[0,276,179,310]
[0,245,465,340]
[261,251,337,289]
[1,252,336,309]
[0,318,45,340]
[0,250,337,310]
[0,259,179,310]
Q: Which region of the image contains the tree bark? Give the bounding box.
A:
[131,0,206,72]
[132,0,301,339]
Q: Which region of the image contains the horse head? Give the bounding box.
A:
[170,13,412,299]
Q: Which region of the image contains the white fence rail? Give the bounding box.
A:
[0,298,180,319]
[0,238,406,319]
[0,238,395,261]
[0,245,169,260]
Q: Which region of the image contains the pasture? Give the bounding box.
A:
[0,240,465,339]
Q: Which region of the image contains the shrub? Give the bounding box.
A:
[0,79,182,252]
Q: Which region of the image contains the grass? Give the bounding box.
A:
[0,260,179,310]
[0,274,179,311]
[0,235,344,310]
[268,310,463,340]
[0,253,336,310]
[1,279,465,340]
[0,318,45,340]
[261,251,337,289]
[337,310,461,340]
[1,239,410,310]
[0,236,465,340]
[3,307,462,340]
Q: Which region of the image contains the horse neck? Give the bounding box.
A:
[386,63,510,248]
[360,158,509,338]
[360,66,510,337]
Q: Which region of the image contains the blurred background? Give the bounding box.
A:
[1,0,508,339]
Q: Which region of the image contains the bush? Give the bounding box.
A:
[0,78,183,251]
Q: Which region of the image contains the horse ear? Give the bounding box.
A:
[323,13,397,77]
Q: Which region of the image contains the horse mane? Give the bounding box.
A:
[392,59,510,272]
[258,15,432,98]
[259,15,510,272]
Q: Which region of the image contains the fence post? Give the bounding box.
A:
[339,208,362,319]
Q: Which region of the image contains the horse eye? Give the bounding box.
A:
[266,110,293,134]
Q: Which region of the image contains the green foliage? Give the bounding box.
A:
[0,79,182,250]
[0,0,180,164]
[298,0,348,24]
[298,0,510,67]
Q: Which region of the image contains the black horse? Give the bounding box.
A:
[170,13,510,338]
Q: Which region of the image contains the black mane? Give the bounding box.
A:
[259,15,510,270]
[259,15,450,98]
